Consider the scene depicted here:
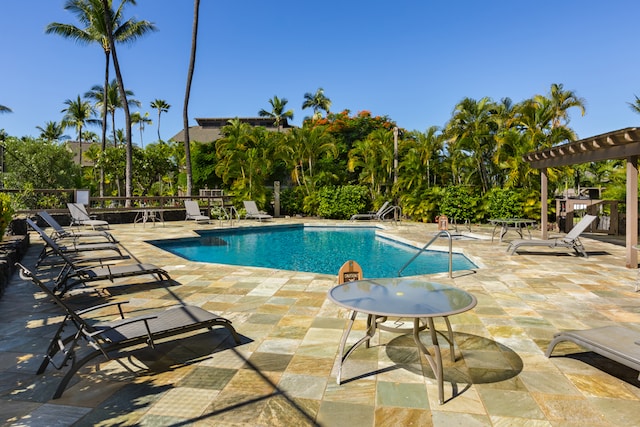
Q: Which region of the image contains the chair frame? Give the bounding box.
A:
[184,200,211,223]
[38,211,117,243]
[243,201,273,221]
[507,214,597,257]
[546,325,640,381]
[28,218,124,267]
[350,201,401,221]
[28,218,169,296]
[67,203,110,230]
[17,263,241,399]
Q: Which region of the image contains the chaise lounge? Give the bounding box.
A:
[27,218,170,296]
[184,200,210,223]
[28,218,124,266]
[243,200,273,221]
[546,325,640,380]
[17,263,241,399]
[38,210,117,243]
[507,214,597,257]
[350,201,400,221]
[67,203,110,230]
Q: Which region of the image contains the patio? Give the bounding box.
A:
[1,219,639,426]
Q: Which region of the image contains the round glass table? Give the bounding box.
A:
[328,278,477,404]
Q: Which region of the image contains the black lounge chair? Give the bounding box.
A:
[27,218,169,296]
[17,263,241,399]
[28,218,124,266]
[38,210,117,243]
[546,325,640,380]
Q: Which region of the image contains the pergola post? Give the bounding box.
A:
[541,168,548,240]
[626,155,638,268]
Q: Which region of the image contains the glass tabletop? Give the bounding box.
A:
[328,278,477,318]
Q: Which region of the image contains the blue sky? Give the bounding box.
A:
[1,1,639,143]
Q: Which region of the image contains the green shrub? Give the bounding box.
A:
[0,193,14,237]
[280,187,305,216]
[486,188,524,219]
[316,185,369,219]
[439,186,481,224]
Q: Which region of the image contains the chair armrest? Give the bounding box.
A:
[84,315,159,347]
[77,301,129,318]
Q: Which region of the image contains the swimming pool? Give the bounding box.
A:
[149,225,477,278]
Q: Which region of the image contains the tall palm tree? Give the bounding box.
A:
[302,87,332,120]
[85,79,140,146]
[548,83,586,129]
[0,105,11,114]
[258,96,294,130]
[628,95,640,115]
[47,0,156,197]
[61,95,99,164]
[183,0,200,196]
[130,111,152,147]
[36,121,69,142]
[150,99,170,141]
[445,97,500,194]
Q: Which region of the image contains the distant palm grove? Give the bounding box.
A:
[0,0,630,222]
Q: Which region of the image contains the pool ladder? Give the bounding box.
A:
[398,230,453,278]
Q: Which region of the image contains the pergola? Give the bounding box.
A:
[523,127,640,268]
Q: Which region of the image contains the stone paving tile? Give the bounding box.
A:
[1,219,639,425]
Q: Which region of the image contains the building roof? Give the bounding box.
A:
[170,117,292,143]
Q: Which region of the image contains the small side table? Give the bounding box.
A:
[133,209,164,227]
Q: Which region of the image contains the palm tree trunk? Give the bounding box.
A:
[101,0,133,206]
[183,0,200,196]
[99,50,110,200]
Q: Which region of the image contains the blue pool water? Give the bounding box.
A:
[149,225,477,278]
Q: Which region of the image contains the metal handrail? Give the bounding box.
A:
[398,230,453,278]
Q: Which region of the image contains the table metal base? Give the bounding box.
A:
[336,311,456,404]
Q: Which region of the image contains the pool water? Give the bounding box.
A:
[149,225,477,278]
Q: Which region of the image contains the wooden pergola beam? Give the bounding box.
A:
[523,127,639,268]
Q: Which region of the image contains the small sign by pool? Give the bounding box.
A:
[148,225,477,278]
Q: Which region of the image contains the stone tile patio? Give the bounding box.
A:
[0,219,639,426]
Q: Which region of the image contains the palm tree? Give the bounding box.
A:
[130,111,152,147]
[48,0,156,198]
[258,96,294,130]
[85,79,140,146]
[0,105,11,114]
[61,95,99,164]
[150,99,170,141]
[549,83,586,129]
[628,95,640,115]
[285,124,338,195]
[36,121,69,142]
[302,87,331,120]
[445,97,500,194]
[183,0,200,196]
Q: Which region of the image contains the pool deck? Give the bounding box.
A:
[1,218,639,426]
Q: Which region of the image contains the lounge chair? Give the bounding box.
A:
[27,218,170,296]
[67,202,110,230]
[350,201,400,221]
[507,214,597,257]
[184,200,210,223]
[38,211,117,243]
[243,201,273,221]
[546,325,640,380]
[16,263,241,399]
[27,218,124,266]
